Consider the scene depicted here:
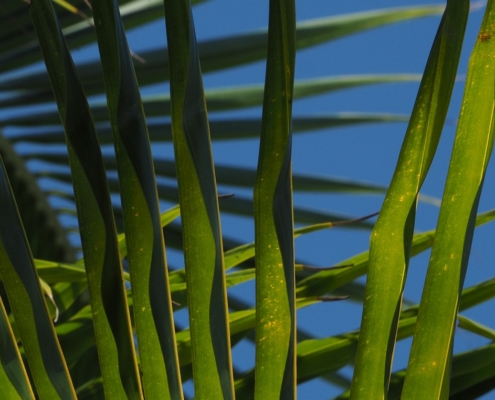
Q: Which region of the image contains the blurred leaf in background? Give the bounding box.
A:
[0,0,493,399]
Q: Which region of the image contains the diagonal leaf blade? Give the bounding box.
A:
[29,0,143,397]
[91,0,183,398]
[0,296,34,400]
[0,4,441,98]
[0,74,421,126]
[0,157,76,399]
[350,1,469,398]
[402,2,495,396]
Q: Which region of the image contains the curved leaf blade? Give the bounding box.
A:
[0,296,34,400]
[29,1,143,397]
[0,157,76,399]
[402,2,495,397]
[91,0,183,398]
[350,1,469,398]
[253,0,296,398]
[163,0,235,397]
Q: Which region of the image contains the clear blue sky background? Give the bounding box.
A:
[61,0,495,398]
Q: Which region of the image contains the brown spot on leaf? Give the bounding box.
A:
[478,32,491,42]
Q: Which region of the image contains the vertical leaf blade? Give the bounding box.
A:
[350,1,469,399]
[163,0,235,398]
[402,2,495,398]
[91,0,183,398]
[253,0,296,398]
[29,0,143,398]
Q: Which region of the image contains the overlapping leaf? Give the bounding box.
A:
[29,0,143,397]
[351,1,469,397]
[90,0,183,397]
[163,0,234,396]
[0,157,75,399]
[402,2,495,397]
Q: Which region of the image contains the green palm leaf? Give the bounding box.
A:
[351,1,469,397]
[163,0,234,397]
[0,158,76,399]
[402,2,495,397]
[0,1,493,398]
[253,0,296,397]
[90,0,183,397]
[29,0,143,397]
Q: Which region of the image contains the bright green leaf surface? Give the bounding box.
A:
[350,1,469,398]
[253,0,296,398]
[335,342,495,399]
[457,315,495,341]
[402,2,495,397]
[297,209,495,298]
[163,0,234,397]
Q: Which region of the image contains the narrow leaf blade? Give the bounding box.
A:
[91,0,183,398]
[253,0,297,398]
[0,157,76,399]
[351,1,469,398]
[29,0,143,397]
[163,0,235,397]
